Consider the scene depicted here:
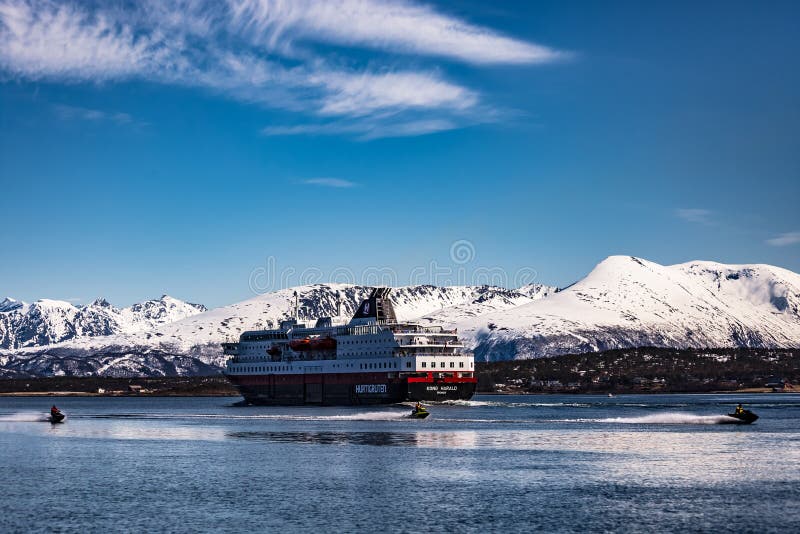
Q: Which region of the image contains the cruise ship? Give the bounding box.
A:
[223,288,477,405]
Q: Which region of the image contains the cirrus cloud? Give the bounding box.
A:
[0,0,566,138]
[675,208,713,224]
[302,178,357,188]
[227,0,565,65]
[766,231,800,247]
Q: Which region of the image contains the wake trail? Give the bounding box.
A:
[0,412,50,422]
[437,399,592,408]
[594,412,739,425]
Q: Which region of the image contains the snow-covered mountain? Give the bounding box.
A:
[2,256,799,377]
[0,297,24,313]
[0,295,207,349]
[462,256,800,360]
[0,284,554,377]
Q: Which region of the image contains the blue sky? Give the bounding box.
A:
[1,0,798,308]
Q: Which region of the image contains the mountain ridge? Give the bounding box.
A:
[462,256,800,360]
[2,256,799,377]
[0,295,207,350]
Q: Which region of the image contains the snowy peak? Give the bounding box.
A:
[0,297,24,312]
[0,295,207,349]
[89,297,114,308]
[674,260,800,314]
[32,299,77,310]
[460,256,800,360]
[125,295,207,324]
[19,300,80,347]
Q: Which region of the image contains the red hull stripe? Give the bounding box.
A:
[228,372,477,387]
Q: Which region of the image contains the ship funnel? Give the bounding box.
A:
[350,287,397,324]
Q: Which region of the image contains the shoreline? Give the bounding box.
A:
[0,388,788,398]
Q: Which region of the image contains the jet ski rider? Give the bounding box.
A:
[735,403,744,415]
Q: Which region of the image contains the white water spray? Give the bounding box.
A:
[597,412,739,425]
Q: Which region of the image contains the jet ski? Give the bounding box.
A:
[724,409,758,424]
[48,410,65,424]
[409,406,430,419]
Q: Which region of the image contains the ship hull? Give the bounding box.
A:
[226,372,477,406]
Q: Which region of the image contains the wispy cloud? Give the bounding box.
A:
[0,0,163,81]
[0,0,565,138]
[302,178,356,188]
[675,208,713,224]
[227,0,566,65]
[766,231,800,247]
[263,117,459,140]
[53,104,137,125]
[314,71,476,116]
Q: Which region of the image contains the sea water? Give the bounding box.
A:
[1,393,798,533]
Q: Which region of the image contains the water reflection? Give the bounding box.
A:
[228,430,479,448]
[0,419,227,442]
[229,430,415,446]
[223,427,800,486]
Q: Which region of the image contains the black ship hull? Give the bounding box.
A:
[226,372,477,406]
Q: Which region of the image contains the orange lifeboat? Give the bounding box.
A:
[310,336,337,351]
[289,338,312,351]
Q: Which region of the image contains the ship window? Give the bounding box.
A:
[440,362,446,368]
[421,362,426,368]
[450,362,455,368]
[406,362,411,368]
[459,362,464,368]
